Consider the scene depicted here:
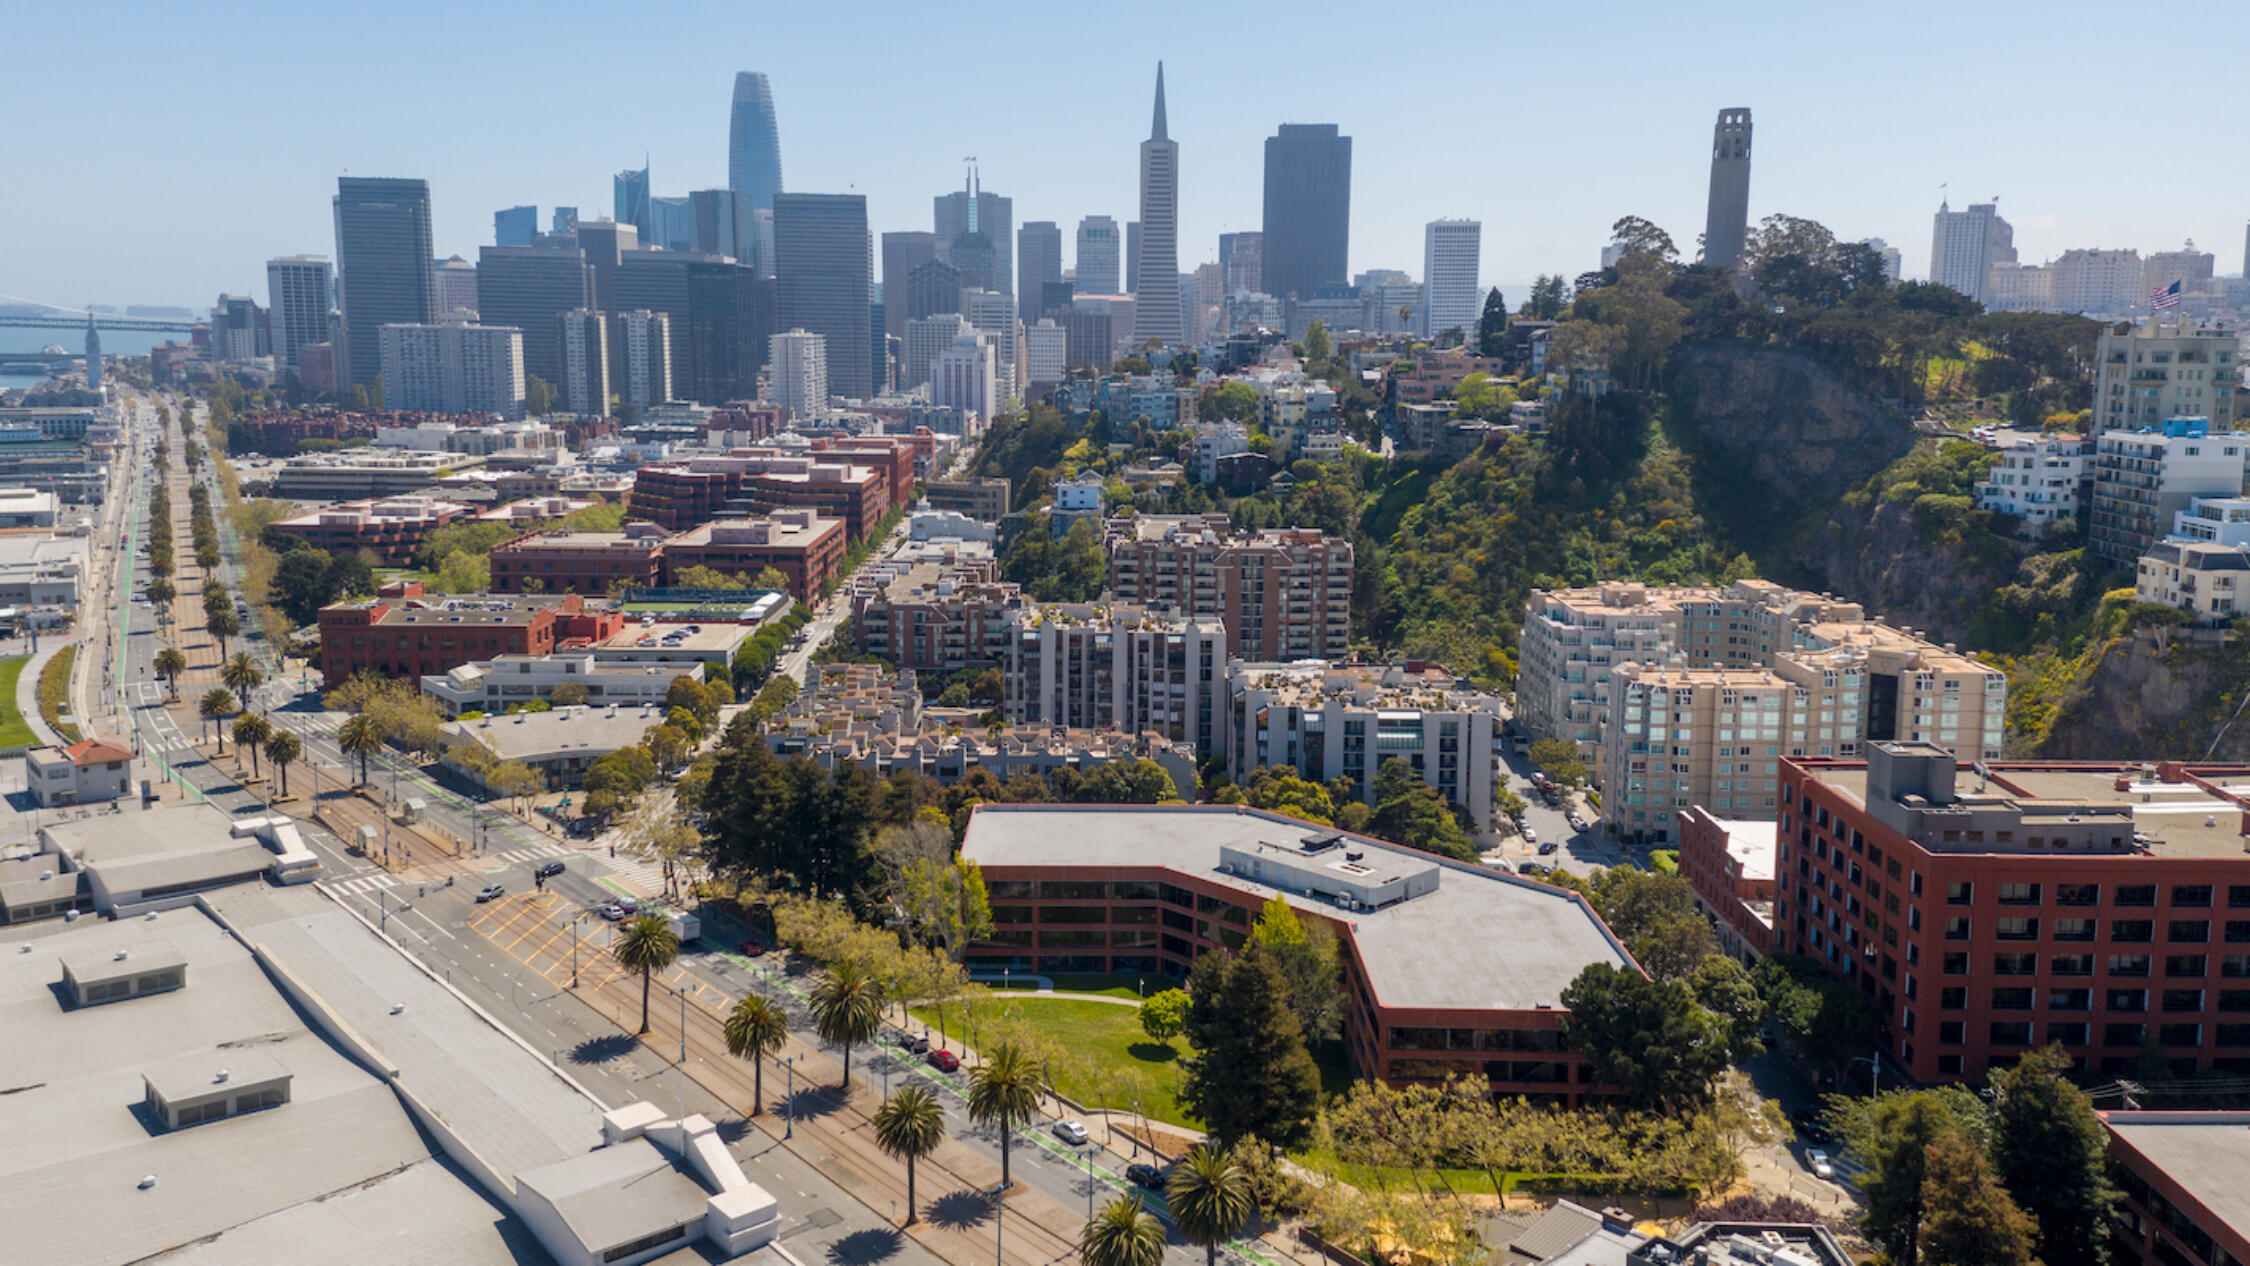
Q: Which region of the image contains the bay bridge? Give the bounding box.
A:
[0,295,199,333]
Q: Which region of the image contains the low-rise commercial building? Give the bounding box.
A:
[25,737,135,807]
[316,588,624,686]
[441,704,671,789]
[421,652,700,716]
[960,804,1637,1099]
[1677,806,1778,958]
[923,477,1011,522]
[489,523,670,595]
[0,485,58,527]
[1105,516,1354,661]
[0,534,85,618]
[585,621,753,675]
[268,449,487,499]
[2101,1111,2250,1266]
[661,510,846,599]
[1003,602,1226,752]
[268,495,477,564]
[474,494,597,524]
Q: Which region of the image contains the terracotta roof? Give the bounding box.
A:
[62,738,133,765]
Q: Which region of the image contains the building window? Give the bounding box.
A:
[2049,988,2092,1011]
[1945,917,1971,941]
[2117,885,2158,908]
[2109,955,2152,977]
[2051,954,2095,976]
[2166,955,2208,978]
[1993,953,2038,976]
[1940,987,1966,1010]
[1989,1021,2033,1046]
[2106,988,2149,1013]
[1996,918,2039,941]
[2054,918,2097,942]
[1998,883,2041,906]
[2112,920,2154,943]
[1943,952,1969,976]
[2169,920,2211,944]
[1947,882,1974,906]
[1938,1021,1964,1046]
[2173,885,2214,908]
[1991,987,2034,1010]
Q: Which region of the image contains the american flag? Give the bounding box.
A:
[2151,280,2182,310]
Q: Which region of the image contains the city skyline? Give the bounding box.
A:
[7,0,2249,310]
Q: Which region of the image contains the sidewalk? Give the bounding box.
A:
[16,636,72,747]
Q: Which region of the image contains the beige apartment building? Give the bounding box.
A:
[849,541,1020,672]
[1104,514,1353,661]
[1002,601,1227,753]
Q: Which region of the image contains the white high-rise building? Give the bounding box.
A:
[1421,219,1481,340]
[1024,318,1066,396]
[378,321,526,420]
[964,289,1020,404]
[1862,238,1903,282]
[1929,200,2015,303]
[1130,66,1184,346]
[615,310,672,407]
[557,309,609,416]
[767,328,828,418]
[1075,216,1122,297]
[932,332,998,420]
[902,314,970,393]
[265,255,334,370]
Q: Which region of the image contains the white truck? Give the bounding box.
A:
[662,908,702,943]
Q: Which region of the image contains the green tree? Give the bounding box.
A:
[1988,1045,2118,1266]
[1203,381,1259,423]
[722,993,789,1116]
[1180,943,1320,1151]
[967,1040,1047,1188]
[338,711,385,785]
[1857,1091,1972,1266]
[809,958,884,1090]
[1755,953,1879,1076]
[1367,757,1476,862]
[1918,1128,2039,1266]
[1527,738,1589,788]
[1081,1194,1167,1266]
[274,547,340,624]
[1609,214,1680,263]
[612,913,681,1035]
[1592,868,1720,980]
[222,651,264,713]
[1166,1144,1256,1266]
[1557,962,1730,1111]
[871,1084,946,1225]
[1139,988,1190,1041]
[1476,287,1509,356]
[1247,896,1344,1042]
[265,728,301,797]
[154,645,187,699]
[199,688,236,752]
[525,374,558,417]
[550,681,590,707]
[1302,321,1331,364]
[232,712,272,780]
[1688,955,1766,1062]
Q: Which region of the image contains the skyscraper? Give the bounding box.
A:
[614,166,652,242]
[266,255,334,370]
[934,175,1012,300]
[767,329,828,417]
[965,289,1020,403]
[433,256,479,317]
[1260,124,1351,300]
[1702,108,1752,273]
[615,310,673,408]
[557,309,610,416]
[614,252,762,405]
[573,220,636,315]
[1218,231,1262,295]
[1131,64,1183,347]
[728,72,783,213]
[903,259,965,327]
[647,196,695,252]
[902,314,970,392]
[494,206,538,248]
[332,177,436,389]
[881,231,938,341]
[773,192,872,398]
[690,189,757,264]
[551,207,578,235]
[1929,200,2016,304]
[1421,219,1481,340]
[1126,221,1142,295]
[932,332,997,419]
[1075,216,1121,295]
[476,241,593,389]
[1017,221,1063,313]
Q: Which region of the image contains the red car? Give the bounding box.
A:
[735,940,766,958]
[925,1048,960,1072]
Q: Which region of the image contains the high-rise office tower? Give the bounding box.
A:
[1017,221,1063,313]
[647,196,696,252]
[1024,317,1066,398]
[494,206,538,248]
[772,193,872,398]
[2242,221,2250,280]
[1126,221,1142,295]
[1219,231,1262,295]
[1421,219,1482,339]
[266,255,334,369]
[903,258,964,326]
[728,72,784,213]
[1929,200,2016,304]
[871,303,890,393]
[551,207,578,235]
[902,314,971,392]
[211,295,268,363]
[378,321,526,419]
[950,232,999,294]
[557,309,611,415]
[433,256,479,317]
[1076,216,1121,295]
[476,240,593,389]
[1260,124,1351,300]
[333,177,436,389]
[614,311,673,408]
[573,220,637,315]
[767,328,828,417]
[690,189,758,264]
[1701,108,1752,273]
[1131,64,1183,346]
[614,166,652,242]
[881,231,938,341]
[935,173,1013,299]
[614,252,762,405]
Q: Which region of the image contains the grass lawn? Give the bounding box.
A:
[0,655,34,748]
[37,647,79,743]
[913,996,1198,1128]
[979,972,1152,1000]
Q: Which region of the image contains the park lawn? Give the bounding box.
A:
[0,655,34,747]
[912,996,1198,1129]
[979,973,1148,1000]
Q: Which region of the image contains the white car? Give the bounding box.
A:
[1051,1120,1090,1146]
[1520,824,1537,845]
[1805,1148,1835,1180]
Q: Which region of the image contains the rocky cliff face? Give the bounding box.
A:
[2032,630,2250,761]
[1791,499,2019,647]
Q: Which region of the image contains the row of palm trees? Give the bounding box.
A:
[154,640,388,797]
[607,915,1256,1261]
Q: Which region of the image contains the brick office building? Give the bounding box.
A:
[488,524,671,595]
[1678,805,1779,958]
[2101,1110,2250,1266]
[960,804,1638,1101]
[628,459,750,531]
[661,511,846,599]
[740,459,888,541]
[807,436,916,512]
[317,588,626,686]
[267,496,476,565]
[1777,742,2250,1085]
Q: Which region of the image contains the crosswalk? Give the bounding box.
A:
[487,843,572,866]
[327,871,400,897]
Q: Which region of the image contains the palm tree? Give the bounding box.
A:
[809,959,884,1091]
[1166,1144,1255,1266]
[222,651,264,713]
[266,729,301,798]
[967,1040,1046,1188]
[871,1085,945,1225]
[1081,1194,1167,1266]
[232,712,271,779]
[612,914,680,1035]
[722,994,789,1116]
[207,607,240,656]
[153,645,186,699]
[198,688,235,753]
[148,579,176,621]
[338,712,385,785]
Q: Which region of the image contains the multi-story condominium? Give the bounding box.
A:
[766,328,827,418]
[923,477,1010,522]
[2136,539,2250,619]
[1190,423,1250,483]
[1984,262,2055,313]
[2167,494,2250,547]
[2094,323,2239,434]
[849,543,1016,671]
[1024,318,1066,398]
[1421,219,1482,340]
[556,309,609,416]
[333,176,436,389]
[265,255,333,370]
[1778,742,2250,1085]
[1003,601,1225,751]
[931,332,997,420]
[2090,418,2248,565]
[902,314,971,392]
[267,495,476,565]
[1973,429,2089,535]
[1104,515,1353,661]
[1222,659,1502,828]
[421,651,697,716]
[2101,1112,2250,1266]
[661,511,846,600]
[1929,199,2015,305]
[614,310,672,407]
[376,322,526,421]
[1678,806,1779,958]
[488,523,672,595]
[959,803,1636,1098]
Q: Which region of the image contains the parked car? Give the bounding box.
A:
[599,903,627,921]
[1805,1148,1835,1180]
[1521,824,1537,845]
[897,1031,929,1053]
[1566,813,1589,832]
[925,1048,960,1072]
[616,897,640,914]
[534,860,565,880]
[1126,1163,1166,1189]
[474,883,506,903]
[1517,861,1549,876]
[1538,841,1559,856]
[735,939,766,957]
[1790,1110,1834,1143]
[1052,1120,1091,1146]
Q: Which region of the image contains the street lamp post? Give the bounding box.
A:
[570,917,580,988]
[782,1055,800,1139]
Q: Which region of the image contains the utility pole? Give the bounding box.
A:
[783,1055,799,1138]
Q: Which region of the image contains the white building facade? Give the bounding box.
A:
[931,333,997,420]
[616,310,672,407]
[1421,219,1482,339]
[378,321,527,420]
[766,328,828,418]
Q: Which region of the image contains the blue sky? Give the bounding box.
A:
[7,0,2245,310]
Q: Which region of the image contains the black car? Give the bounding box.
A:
[1126,1163,1166,1190]
[1790,1110,1834,1143]
[534,860,565,880]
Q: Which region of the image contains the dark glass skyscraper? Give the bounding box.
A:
[1017,221,1063,313]
[728,72,784,213]
[615,252,765,405]
[494,205,537,247]
[476,241,594,388]
[880,231,937,341]
[773,193,872,398]
[1260,124,1351,300]
[333,177,435,389]
[614,166,652,242]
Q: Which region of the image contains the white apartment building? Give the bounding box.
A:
[1973,430,2088,535]
[420,652,695,716]
[767,328,828,418]
[902,315,970,392]
[377,321,527,420]
[1421,219,1482,340]
[265,255,333,369]
[2169,495,2250,547]
[1002,602,1226,753]
[2052,249,2143,316]
[2089,417,2248,564]
[931,332,997,420]
[615,310,672,407]
[1191,422,1250,483]
[1929,200,2014,304]
[1222,659,1503,830]
[1025,318,1066,395]
[2136,539,2250,620]
[2094,322,2238,434]
[557,308,609,416]
[965,289,1021,404]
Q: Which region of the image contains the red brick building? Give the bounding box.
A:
[960,804,1638,1102]
[2101,1111,2250,1266]
[661,511,846,599]
[628,459,750,531]
[706,404,787,444]
[1777,743,2250,1085]
[267,496,476,565]
[1104,517,1355,661]
[743,459,888,541]
[316,590,627,686]
[1679,805,1779,958]
[488,524,672,595]
[809,436,917,511]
